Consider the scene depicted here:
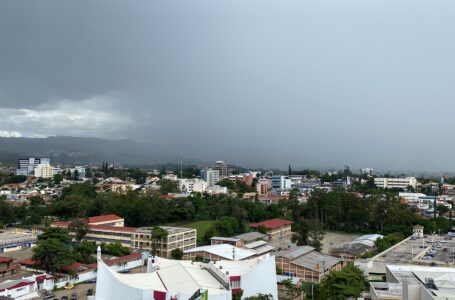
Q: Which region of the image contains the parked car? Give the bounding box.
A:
[43,291,55,299]
[86,289,94,296]
[70,292,77,300]
[84,279,96,284]
[61,296,68,300]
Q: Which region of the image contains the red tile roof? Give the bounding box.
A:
[18,259,36,266]
[0,257,13,263]
[250,218,293,229]
[105,253,142,266]
[52,221,70,228]
[88,214,123,224]
[0,281,33,293]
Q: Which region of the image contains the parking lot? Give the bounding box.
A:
[31,282,96,300]
[418,235,455,265]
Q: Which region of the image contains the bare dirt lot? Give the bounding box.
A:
[320,231,362,254]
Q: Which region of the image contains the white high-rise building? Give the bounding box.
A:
[271,176,292,190]
[201,168,220,187]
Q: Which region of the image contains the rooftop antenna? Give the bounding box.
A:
[180,151,183,178]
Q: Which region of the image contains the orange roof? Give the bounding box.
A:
[250,218,293,229]
[88,214,123,224]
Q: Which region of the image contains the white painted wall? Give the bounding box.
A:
[240,255,278,300]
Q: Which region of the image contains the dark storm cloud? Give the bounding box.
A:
[1,0,455,171]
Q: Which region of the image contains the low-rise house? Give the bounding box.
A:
[250,218,293,240]
[0,257,18,277]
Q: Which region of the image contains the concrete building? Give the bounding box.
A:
[250,218,293,240]
[374,177,417,190]
[370,265,455,300]
[398,193,427,203]
[69,166,86,178]
[94,252,278,300]
[412,225,424,238]
[212,161,228,178]
[132,227,197,258]
[16,157,49,176]
[201,168,220,187]
[52,215,197,258]
[360,168,374,176]
[178,178,207,194]
[275,246,344,283]
[0,257,19,277]
[271,176,292,191]
[256,178,271,194]
[0,229,38,254]
[34,164,54,179]
[183,244,257,261]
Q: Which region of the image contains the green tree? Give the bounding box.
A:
[38,227,72,244]
[151,226,169,257]
[437,205,450,216]
[204,216,241,243]
[33,227,74,274]
[68,218,89,242]
[53,174,63,184]
[101,242,131,257]
[29,196,44,207]
[73,241,97,264]
[292,219,325,251]
[244,293,273,300]
[159,179,179,194]
[171,248,183,260]
[322,264,368,300]
[282,279,303,300]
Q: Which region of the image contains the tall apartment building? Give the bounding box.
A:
[271,176,292,190]
[374,177,417,190]
[212,160,228,178]
[16,158,49,176]
[360,168,374,176]
[34,164,54,179]
[201,168,220,187]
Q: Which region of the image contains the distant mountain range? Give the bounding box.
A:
[0,136,177,166]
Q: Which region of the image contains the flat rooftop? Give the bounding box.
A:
[0,230,37,246]
[137,226,195,235]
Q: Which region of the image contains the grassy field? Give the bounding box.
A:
[182,220,216,241]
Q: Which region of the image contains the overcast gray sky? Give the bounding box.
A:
[1,0,455,171]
